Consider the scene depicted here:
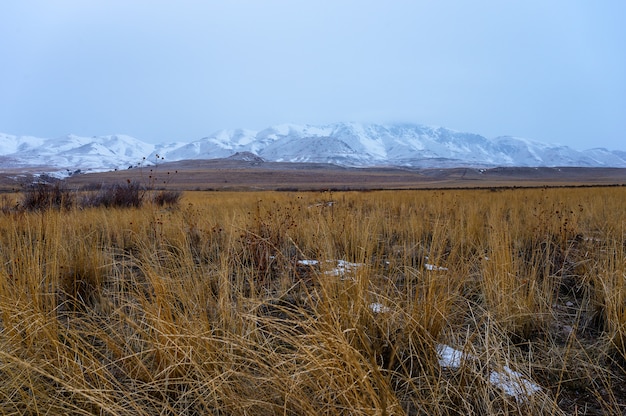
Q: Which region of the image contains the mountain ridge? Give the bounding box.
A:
[1,122,625,173]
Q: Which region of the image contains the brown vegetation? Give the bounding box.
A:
[0,187,625,414]
[60,162,626,191]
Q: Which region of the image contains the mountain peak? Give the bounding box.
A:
[1,123,625,173]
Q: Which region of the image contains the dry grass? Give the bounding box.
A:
[0,187,625,414]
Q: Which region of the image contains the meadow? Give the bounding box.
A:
[0,186,625,415]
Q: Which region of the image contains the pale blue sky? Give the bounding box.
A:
[1,0,624,150]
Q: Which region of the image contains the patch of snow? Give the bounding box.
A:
[297,260,320,266]
[425,263,448,271]
[296,259,363,278]
[369,303,391,314]
[325,260,363,277]
[437,344,541,402]
[308,201,335,208]
[489,366,542,402]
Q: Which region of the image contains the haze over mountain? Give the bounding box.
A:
[1,123,625,174]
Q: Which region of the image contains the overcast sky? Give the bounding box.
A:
[1,1,624,150]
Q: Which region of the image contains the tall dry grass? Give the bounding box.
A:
[0,187,624,414]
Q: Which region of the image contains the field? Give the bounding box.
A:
[1,185,625,414]
[2,161,626,193]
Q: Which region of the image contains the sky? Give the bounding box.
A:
[1,1,625,150]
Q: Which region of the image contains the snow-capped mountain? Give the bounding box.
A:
[0,133,153,172]
[1,123,625,173]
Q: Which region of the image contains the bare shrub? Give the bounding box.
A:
[81,180,144,208]
[19,180,75,211]
[152,189,182,206]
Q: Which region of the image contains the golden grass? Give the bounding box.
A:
[0,187,625,414]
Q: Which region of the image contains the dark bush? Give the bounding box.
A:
[81,180,144,208]
[20,181,75,211]
[152,190,183,206]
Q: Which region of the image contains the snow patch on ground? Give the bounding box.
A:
[424,263,448,271]
[436,344,542,402]
[369,303,391,314]
[297,259,363,278]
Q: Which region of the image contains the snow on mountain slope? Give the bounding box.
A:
[0,133,46,155]
[1,123,625,172]
[150,129,258,161]
[0,134,155,171]
[582,148,626,167]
